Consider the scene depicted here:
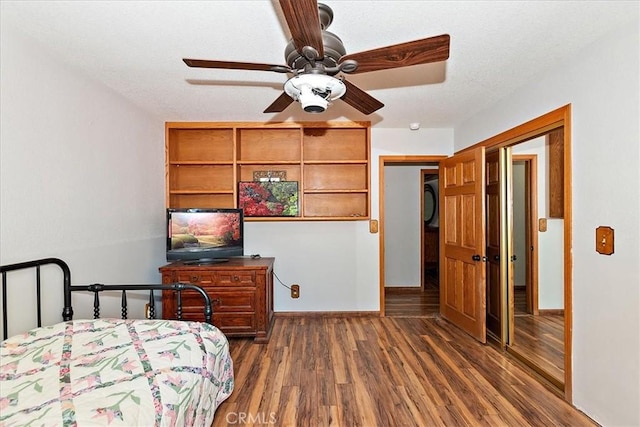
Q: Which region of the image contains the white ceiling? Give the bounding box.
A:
[2,1,637,128]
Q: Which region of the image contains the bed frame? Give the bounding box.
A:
[1,257,213,340]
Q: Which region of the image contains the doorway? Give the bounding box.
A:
[379,156,446,317]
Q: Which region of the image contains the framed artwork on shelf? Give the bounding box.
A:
[238,181,299,217]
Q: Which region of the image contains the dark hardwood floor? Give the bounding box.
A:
[212,316,596,427]
[384,287,439,317]
[384,270,439,317]
[514,286,527,313]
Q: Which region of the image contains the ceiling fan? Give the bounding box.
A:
[183,0,450,115]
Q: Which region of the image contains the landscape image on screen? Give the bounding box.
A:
[170,212,241,250]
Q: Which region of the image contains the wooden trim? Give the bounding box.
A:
[164,125,170,207]
[274,311,380,318]
[538,309,565,315]
[385,286,424,293]
[456,106,567,153]
[420,170,425,291]
[165,121,371,129]
[563,104,573,403]
[378,155,448,317]
[547,129,565,218]
[379,155,386,316]
[502,148,512,346]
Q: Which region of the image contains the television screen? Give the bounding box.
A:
[166,208,244,263]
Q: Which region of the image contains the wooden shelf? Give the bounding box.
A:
[237,161,301,165]
[166,122,370,220]
[169,190,234,194]
[303,160,368,165]
[169,161,234,165]
[303,189,368,193]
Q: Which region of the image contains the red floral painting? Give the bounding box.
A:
[238,181,299,217]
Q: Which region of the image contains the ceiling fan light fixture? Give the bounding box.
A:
[284,74,346,113]
[298,86,328,113]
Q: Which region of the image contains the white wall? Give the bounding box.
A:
[384,165,423,287]
[0,25,165,335]
[455,18,640,427]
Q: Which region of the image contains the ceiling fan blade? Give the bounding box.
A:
[183,59,292,74]
[264,92,294,113]
[339,34,450,74]
[340,80,384,115]
[279,0,324,58]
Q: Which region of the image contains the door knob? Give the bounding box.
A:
[472,254,487,262]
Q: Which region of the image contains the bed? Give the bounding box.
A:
[0,258,234,426]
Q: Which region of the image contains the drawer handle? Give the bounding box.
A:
[212,298,221,305]
[233,275,240,282]
[190,275,199,283]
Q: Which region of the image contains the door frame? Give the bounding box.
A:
[458,104,572,402]
[379,155,447,316]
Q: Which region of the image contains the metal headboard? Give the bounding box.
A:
[1,257,213,340]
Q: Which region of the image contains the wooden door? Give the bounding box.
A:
[485,150,502,340]
[440,147,487,342]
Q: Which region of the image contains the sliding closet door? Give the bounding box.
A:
[486,147,513,345]
[440,147,487,343]
[486,150,502,341]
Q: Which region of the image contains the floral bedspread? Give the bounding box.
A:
[0,319,234,426]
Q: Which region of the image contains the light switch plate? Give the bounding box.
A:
[538,218,547,232]
[369,219,379,234]
[595,226,614,255]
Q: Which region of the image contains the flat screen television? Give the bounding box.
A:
[166,208,244,264]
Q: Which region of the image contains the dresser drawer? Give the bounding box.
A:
[169,309,255,332]
[214,313,256,332]
[169,289,255,312]
[174,271,215,285]
[212,290,256,312]
[214,270,256,287]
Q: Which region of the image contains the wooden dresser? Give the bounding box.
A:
[160,257,274,343]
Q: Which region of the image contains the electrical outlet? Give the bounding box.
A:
[291,284,300,299]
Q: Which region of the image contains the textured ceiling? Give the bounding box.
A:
[1,1,637,128]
